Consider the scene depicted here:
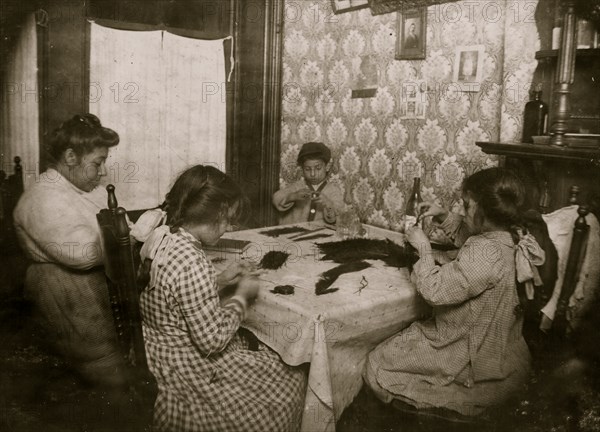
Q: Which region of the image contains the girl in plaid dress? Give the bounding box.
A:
[139,165,306,432]
[364,168,544,416]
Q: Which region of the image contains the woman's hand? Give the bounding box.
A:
[217,261,256,288]
[235,276,260,304]
[418,201,448,223]
[406,226,431,256]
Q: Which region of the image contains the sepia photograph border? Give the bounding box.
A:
[395,7,427,61]
[453,44,486,92]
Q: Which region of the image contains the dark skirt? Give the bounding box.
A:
[25,263,128,387]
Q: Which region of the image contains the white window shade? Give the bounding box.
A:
[89,22,227,210]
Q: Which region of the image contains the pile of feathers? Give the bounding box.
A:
[314,238,419,295]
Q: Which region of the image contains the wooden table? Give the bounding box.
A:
[207,222,429,432]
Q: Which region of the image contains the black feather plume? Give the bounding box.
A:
[316,238,418,268]
[259,226,310,237]
[259,251,290,270]
[315,260,371,295]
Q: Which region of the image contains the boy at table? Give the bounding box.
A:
[272,142,344,224]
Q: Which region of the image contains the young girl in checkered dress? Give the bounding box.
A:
[139,165,306,432]
[363,168,545,417]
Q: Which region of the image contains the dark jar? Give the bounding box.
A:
[522,90,549,144]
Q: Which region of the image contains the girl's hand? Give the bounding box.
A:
[417,201,448,223]
[405,226,431,255]
[236,276,260,303]
[217,261,256,287]
[288,188,312,202]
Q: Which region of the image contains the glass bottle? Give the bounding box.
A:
[336,206,363,239]
[404,177,422,232]
[522,89,548,144]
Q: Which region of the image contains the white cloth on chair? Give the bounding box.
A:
[541,205,600,329]
[130,208,167,243]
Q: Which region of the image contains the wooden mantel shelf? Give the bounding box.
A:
[476,142,600,164]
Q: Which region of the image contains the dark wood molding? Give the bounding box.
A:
[229,0,284,228]
[536,48,600,59]
[477,141,600,214]
[476,141,600,163]
[37,0,88,169]
[258,0,285,227]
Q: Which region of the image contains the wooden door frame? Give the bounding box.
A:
[228,0,284,227]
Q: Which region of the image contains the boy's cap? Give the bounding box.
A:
[297,142,331,164]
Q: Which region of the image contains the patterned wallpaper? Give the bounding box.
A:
[279,0,540,230]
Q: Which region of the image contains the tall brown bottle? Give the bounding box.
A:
[522,90,548,143]
[404,177,422,232]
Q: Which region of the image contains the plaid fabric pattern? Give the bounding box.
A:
[140,229,306,432]
[365,231,531,416]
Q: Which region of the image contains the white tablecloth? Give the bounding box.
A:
[209,222,429,432]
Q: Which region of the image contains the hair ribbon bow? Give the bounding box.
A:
[515,231,546,300]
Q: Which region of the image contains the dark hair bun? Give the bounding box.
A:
[463,167,525,233]
[46,113,119,162]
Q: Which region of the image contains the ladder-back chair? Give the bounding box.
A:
[97,184,156,394]
[550,186,594,336]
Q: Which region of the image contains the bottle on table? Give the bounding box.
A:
[404,177,422,233]
[336,207,364,239]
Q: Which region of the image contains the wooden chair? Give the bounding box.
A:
[340,186,598,432]
[548,187,594,337]
[96,184,157,404]
[0,156,24,253]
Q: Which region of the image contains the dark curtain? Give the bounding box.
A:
[87,0,231,38]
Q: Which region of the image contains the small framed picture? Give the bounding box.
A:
[331,0,369,14]
[395,8,427,60]
[400,80,428,119]
[453,45,485,92]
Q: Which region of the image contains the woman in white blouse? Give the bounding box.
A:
[13,114,128,388]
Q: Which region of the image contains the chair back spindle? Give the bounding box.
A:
[107,184,118,211]
[97,185,151,375]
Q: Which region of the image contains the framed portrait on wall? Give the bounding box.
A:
[395,8,427,60]
[331,0,369,14]
[453,45,485,92]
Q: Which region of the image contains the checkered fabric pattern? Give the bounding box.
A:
[140,229,306,432]
[365,230,532,416]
